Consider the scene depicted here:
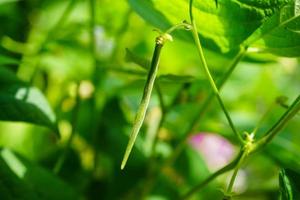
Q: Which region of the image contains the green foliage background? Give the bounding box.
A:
[0,0,299,199]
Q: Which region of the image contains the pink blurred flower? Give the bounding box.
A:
[189,133,236,171]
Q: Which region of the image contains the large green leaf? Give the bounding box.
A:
[128,0,290,52]
[279,168,300,200]
[0,148,79,200]
[245,1,300,57]
[0,66,58,134]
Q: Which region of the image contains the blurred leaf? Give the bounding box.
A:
[125,48,150,70]
[265,136,300,173]
[128,0,289,52]
[0,55,19,65]
[0,148,79,200]
[0,153,39,200]
[95,97,148,199]
[157,74,195,84]
[97,97,146,166]
[279,168,300,200]
[174,146,223,199]
[0,66,58,134]
[125,49,195,83]
[0,0,18,5]
[245,1,300,57]
[164,103,201,138]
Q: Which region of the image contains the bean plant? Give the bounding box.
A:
[0,0,299,200]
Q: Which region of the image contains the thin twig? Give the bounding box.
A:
[165,48,246,167]
[189,0,244,144]
[181,151,244,200]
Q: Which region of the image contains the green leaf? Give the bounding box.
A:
[128,0,289,52]
[0,66,58,134]
[279,169,293,200]
[125,49,196,84]
[175,146,223,199]
[157,74,195,83]
[0,148,79,200]
[0,55,19,66]
[279,168,300,200]
[125,48,150,70]
[265,136,300,173]
[245,1,300,57]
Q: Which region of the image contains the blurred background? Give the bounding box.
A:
[0,0,299,199]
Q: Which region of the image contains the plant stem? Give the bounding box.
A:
[53,83,81,174]
[225,150,247,196]
[165,48,246,168]
[252,101,276,135]
[253,94,300,152]
[189,48,247,135]
[182,94,300,199]
[181,150,244,200]
[121,38,164,170]
[189,0,244,144]
[148,49,246,197]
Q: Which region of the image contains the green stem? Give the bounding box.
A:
[53,83,81,174]
[180,94,300,199]
[253,94,300,152]
[190,48,246,136]
[165,22,192,34]
[164,48,246,172]
[252,101,276,136]
[142,48,246,198]
[225,150,247,196]
[121,38,164,170]
[181,151,244,200]
[189,0,244,144]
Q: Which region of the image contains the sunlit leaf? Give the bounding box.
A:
[128,0,290,52]
[245,1,300,57]
[0,66,58,135]
[265,136,300,173]
[0,148,78,200]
